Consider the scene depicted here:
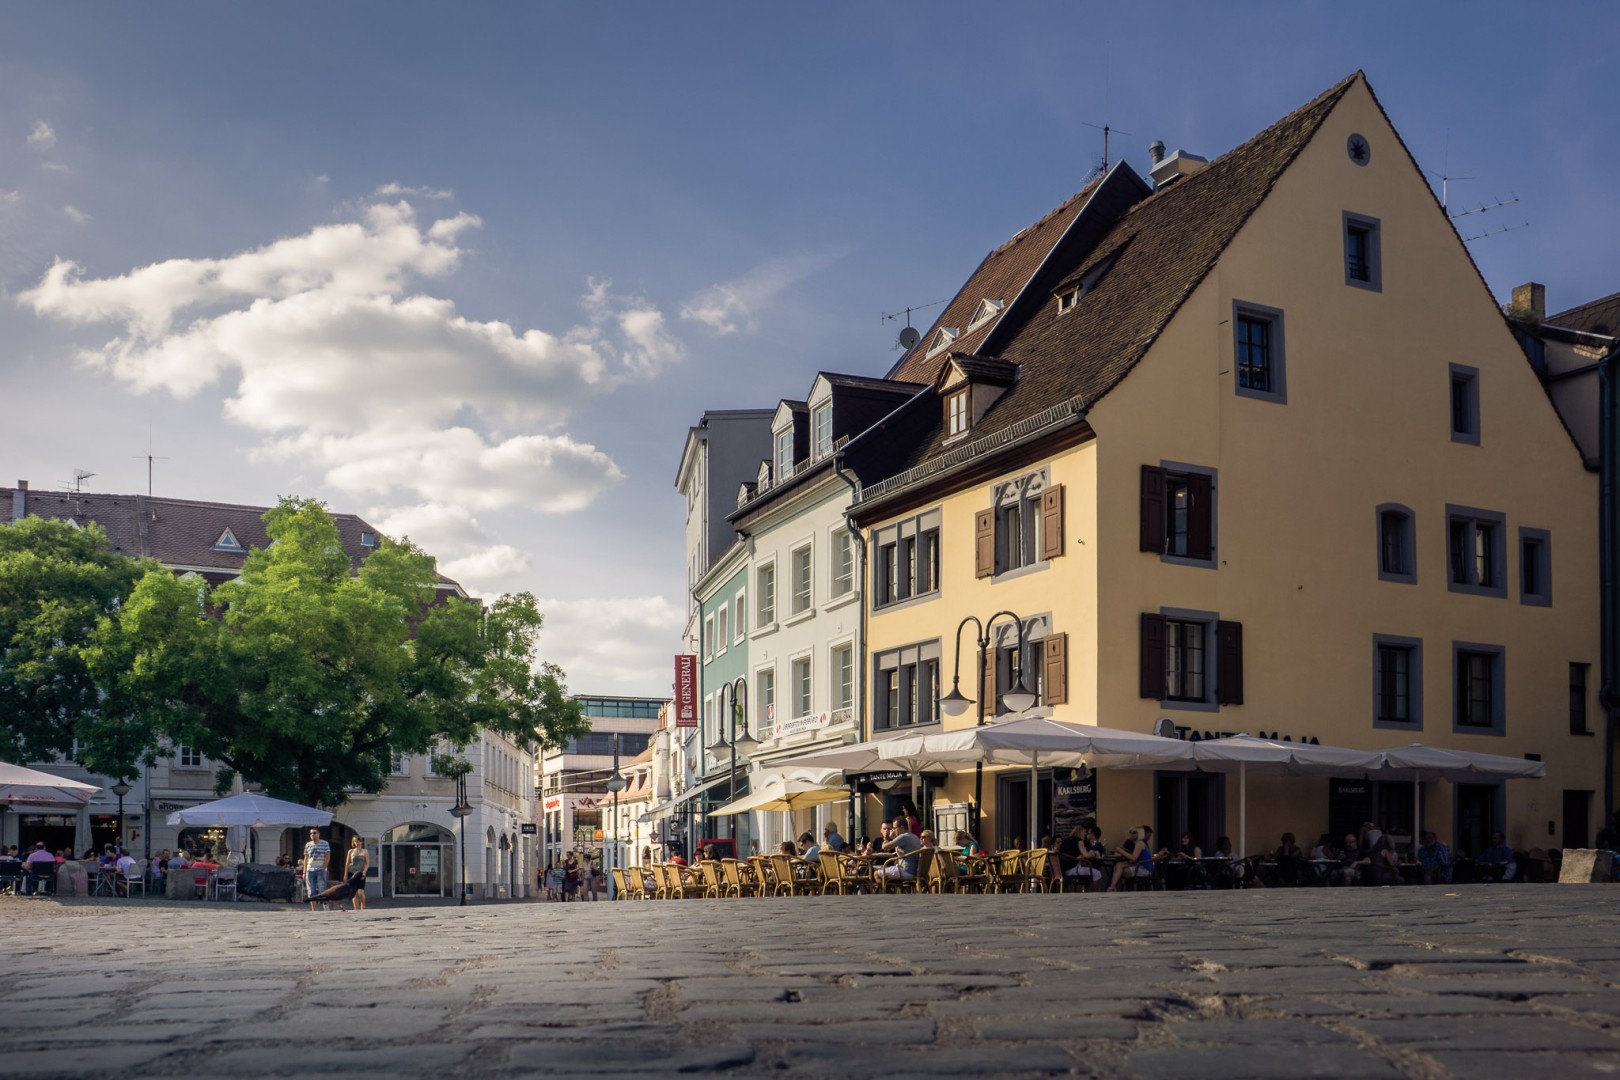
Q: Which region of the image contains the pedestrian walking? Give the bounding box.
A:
[344,835,369,911]
[303,828,330,911]
[562,851,578,901]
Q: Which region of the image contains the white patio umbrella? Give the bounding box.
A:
[874,719,1192,850]
[1132,737,1385,857]
[0,761,100,808]
[1373,744,1545,852]
[167,792,332,827]
[707,775,852,817]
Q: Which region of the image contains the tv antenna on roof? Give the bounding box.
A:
[62,469,94,494]
[883,298,948,351]
[132,412,169,496]
[1082,121,1133,178]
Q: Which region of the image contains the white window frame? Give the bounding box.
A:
[733,589,747,641]
[790,543,813,617]
[176,745,204,770]
[756,562,777,628]
[774,428,795,481]
[703,614,715,661]
[792,655,813,720]
[832,641,854,713]
[831,529,854,598]
[812,402,833,460]
[716,605,729,656]
[756,665,776,737]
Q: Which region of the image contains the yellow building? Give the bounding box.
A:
[849,73,1601,860]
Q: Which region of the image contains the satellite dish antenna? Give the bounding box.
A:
[897,326,921,350]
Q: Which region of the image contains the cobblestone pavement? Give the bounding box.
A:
[4,887,1620,1078]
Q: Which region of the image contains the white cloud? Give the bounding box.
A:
[20,198,678,583]
[62,204,90,224]
[680,247,851,335]
[27,121,55,149]
[373,182,453,200]
[535,595,683,695]
[40,161,71,174]
[0,190,19,208]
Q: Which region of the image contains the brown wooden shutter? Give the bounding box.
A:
[982,646,998,717]
[1188,473,1213,560]
[1042,633,1068,706]
[1139,613,1166,699]
[1216,620,1244,705]
[1040,485,1065,560]
[1140,466,1166,554]
[974,509,995,578]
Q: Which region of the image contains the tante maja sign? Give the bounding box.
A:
[674,654,698,728]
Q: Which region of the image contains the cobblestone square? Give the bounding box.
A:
[4,887,1619,1078]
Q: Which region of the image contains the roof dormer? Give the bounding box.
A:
[968,298,1004,331]
[925,327,959,358]
[1054,244,1126,315]
[937,355,1019,442]
[755,459,772,492]
[212,527,244,553]
[770,400,808,483]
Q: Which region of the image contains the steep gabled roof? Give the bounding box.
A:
[870,73,1361,486]
[1551,290,1620,338]
[886,174,1108,385]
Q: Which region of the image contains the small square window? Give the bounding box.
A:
[1233,301,1287,404]
[360,531,378,548]
[1343,212,1382,292]
[1450,364,1480,445]
[1446,505,1507,598]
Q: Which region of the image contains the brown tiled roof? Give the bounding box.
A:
[868,73,1361,488]
[886,175,1107,386]
[0,486,464,592]
[1550,290,1620,339]
[939,355,1019,389]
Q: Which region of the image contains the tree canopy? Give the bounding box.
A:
[92,497,586,806]
[0,517,154,777]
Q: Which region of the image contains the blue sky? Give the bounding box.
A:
[3,3,1616,695]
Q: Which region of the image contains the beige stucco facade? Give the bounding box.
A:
[859,80,1601,858]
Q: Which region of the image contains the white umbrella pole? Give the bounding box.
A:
[1029,752,1039,850]
[1239,761,1247,860]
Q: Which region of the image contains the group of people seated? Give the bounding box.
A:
[0,840,222,896]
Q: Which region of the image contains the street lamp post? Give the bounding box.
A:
[706,677,756,849]
[449,774,473,907]
[605,733,626,898]
[110,779,132,853]
[938,611,1037,840]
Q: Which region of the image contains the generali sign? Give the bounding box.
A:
[674,654,698,728]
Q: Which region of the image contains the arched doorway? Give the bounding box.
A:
[484,827,497,898]
[382,822,452,897]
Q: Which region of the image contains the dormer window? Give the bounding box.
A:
[1056,249,1123,314]
[946,388,970,437]
[212,527,244,552]
[812,402,833,460]
[756,460,772,493]
[969,299,1004,331]
[360,531,377,548]
[926,327,959,357]
[774,428,795,482]
[1056,287,1081,314]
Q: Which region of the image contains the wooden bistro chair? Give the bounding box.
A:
[876,848,931,894]
[956,855,992,894]
[609,867,629,899]
[719,858,761,898]
[817,851,864,895]
[929,852,961,894]
[633,864,657,900]
[1020,848,1055,894]
[697,860,725,899]
[988,850,1024,894]
[767,855,818,897]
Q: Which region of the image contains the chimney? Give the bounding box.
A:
[1150,148,1210,191]
[1149,140,1165,167]
[1511,282,1546,321]
[11,480,26,521]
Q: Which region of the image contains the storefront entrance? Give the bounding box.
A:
[996,771,1053,851]
[382,822,453,897]
[1154,772,1224,854]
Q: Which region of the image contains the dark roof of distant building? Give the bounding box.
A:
[1,485,464,593]
[1550,290,1620,339]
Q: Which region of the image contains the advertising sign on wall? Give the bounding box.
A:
[1053,770,1098,836]
[674,654,699,728]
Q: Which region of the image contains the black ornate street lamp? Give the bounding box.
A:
[449,773,473,906]
[605,732,626,898]
[706,677,756,845]
[110,779,132,853]
[938,611,1036,837]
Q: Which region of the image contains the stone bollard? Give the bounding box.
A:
[1558,849,1614,883]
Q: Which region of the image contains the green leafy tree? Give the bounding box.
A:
[106,497,588,807]
[0,517,154,777]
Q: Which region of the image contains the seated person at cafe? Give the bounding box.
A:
[1161,831,1205,889]
[1057,826,1093,879]
[1309,834,1336,860]
[919,829,938,849]
[114,850,138,893]
[880,816,922,878]
[1476,832,1517,881]
[955,831,982,858]
[797,832,820,861]
[777,841,798,857]
[1209,835,1250,888]
[1107,826,1154,891]
[1358,825,1399,887]
[821,823,845,853]
[1331,834,1362,886]
[1416,830,1453,885]
[1273,832,1306,886]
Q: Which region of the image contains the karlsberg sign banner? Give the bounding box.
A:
[674,654,698,728]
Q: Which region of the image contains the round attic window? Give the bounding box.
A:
[1347,133,1371,166]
